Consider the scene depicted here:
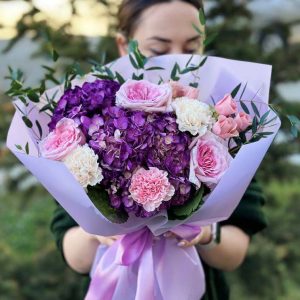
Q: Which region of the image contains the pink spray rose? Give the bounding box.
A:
[39,118,86,160]
[189,132,232,188]
[235,112,252,132]
[215,94,237,116]
[212,115,239,139]
[129,167,175,212]
[116,79,172,112]
[170,81,199,99]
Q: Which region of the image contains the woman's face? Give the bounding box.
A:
[117,1,203,57]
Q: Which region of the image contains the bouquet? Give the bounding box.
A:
[6,44,280,300]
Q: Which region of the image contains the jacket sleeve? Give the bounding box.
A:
[220,177,268,236]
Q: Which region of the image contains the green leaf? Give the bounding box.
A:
[171,63,180,81]
[35,120,43,139]
[168,187,204,220]
[252,116,258,134]
[158,76,164,85]
[27,91,40,103]
[260,132,274,136]
[95,74,114,80]
[251,101,261,117]
[19,96,27,105]
[259,110,271,125]
[185,55,194,68]
[199,8,206,25]
[39,80,46,95]
[128,40,147,69]
[15,144,22,151]
[132,73,144,80]
[233,136,243,146]
[129,54,139,69]
[199,56,208,67]
[239,82,248,101]
[22,116,33,128]
[192,23,204,36]
[42,65,56,73]
[240,101,250,114]
[145,66,165,71]
[39,103,52,113]
[104,66,115,79]
[134,52,145,69]
[263,115,278,126]
[25,142,30,155]
[128,40,139,53]
[52,49,59,62]
[87,186,129,224]
[204,32,219,47]
[115,72,125,84]
[189,82,199,88]
[45,74,60,85]
[231,83,242,98]
[239,131,247,143]
[13,80,23,90]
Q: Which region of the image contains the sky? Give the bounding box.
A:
[0,0,118,39]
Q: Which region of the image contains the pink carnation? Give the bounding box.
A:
[189,132,232,188]
[129,167,175,212]
[215,94,237,116]
[116,79,172,112]
[212,115,239,139]
[170,81,199,99]
[235,112,252,132]
[39,118,86,160]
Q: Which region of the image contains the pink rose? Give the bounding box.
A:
[39,118,85,160]
[129,167,175,212]
[235,112,252,132]
[212,115,239,139]
[189,132,232,188]
[215,94,237,116]
[116,79,172,112]
[170,81,199,99]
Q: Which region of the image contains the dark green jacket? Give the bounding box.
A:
[51,179,267,300]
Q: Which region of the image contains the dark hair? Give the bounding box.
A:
[118,0,203,37]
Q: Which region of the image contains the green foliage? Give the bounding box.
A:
[87,185,129,224]
[168,187,204,220]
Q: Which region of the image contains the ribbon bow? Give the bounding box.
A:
[85,225,205,300]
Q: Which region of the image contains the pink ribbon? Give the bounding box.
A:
[85,225,205,300]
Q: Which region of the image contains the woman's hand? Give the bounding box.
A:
[176,225,212,248]
[94,235,121,246]
[63,227,121,274]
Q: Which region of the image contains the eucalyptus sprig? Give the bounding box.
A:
[170,55,208,86]
[128,40,165,80]
[193,7,219,51]
[227,83,279,155]
[15,142,30,155]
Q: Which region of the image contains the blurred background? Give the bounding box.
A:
[0,0,300,299]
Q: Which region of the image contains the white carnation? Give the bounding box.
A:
[63,145,103,188]
[172,97,214,136]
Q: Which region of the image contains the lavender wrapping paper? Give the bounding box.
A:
[6,54,279,236]
[7,55,280,300]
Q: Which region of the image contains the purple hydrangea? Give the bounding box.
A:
[49,79,194,217]
[49,80,120,131]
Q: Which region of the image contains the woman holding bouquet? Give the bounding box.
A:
[51,1,267,299]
